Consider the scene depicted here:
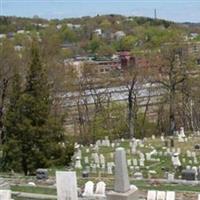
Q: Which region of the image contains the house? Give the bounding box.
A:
[67,23,81,30]
[0,34,6,39]
[117,51,135,69]
[189,33,199,40]
[17,30,25,34]
[93,29,102,36]
[90,58,121,74]
[64,56,121,77]
[7,32,15,39]
[114,31,126,41]
[56,24,62,30]
[14,45,24,51]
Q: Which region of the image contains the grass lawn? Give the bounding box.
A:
[11,185,56,195]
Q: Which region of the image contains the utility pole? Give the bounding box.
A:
[154,9,157,20]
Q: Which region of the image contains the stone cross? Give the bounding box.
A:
[114,147,130,193]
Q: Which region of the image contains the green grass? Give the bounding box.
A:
[133,180,200,193]
[11,185,56,195]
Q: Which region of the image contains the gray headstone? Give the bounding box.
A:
[114,147,130,193]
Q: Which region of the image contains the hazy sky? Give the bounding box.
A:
[1,0,200,22]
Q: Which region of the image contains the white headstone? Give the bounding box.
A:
[166,191,175,200]
[75,158,82,169]
[168,173,174,182]
[0,190,11,200]
[94,153,100,164]
[82,181,94,197]
[100,154,105,166]
[84,157,89,164]
[95,181,106,197]
[56,171,78,200]
[156,191,166,200]
[147,190,156,200]
[172,153,181,167]
[179,127,185,137]
[133,159,138,166]
[107,163,113,174]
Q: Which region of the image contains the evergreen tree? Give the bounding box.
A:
[3,44,74,175]
[2,69,23,172]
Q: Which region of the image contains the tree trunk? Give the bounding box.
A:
[169,86,176,135]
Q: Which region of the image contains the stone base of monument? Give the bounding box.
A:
[107,188,139,200]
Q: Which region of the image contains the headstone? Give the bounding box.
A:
[133,159,138,166]
[133,172,143,179]
[168,173,174,182]
[166,191,175,200]
[179,127,185,137]
[131,144,137,154]
[107,163,113,174]
[146,153,151,161]
[36,169,48,180]
[56,171,78,200]
[127,159,132,166]
[75,157,82,169]
[82,181,94,197]
[192,166,198,176]
[147,190,156,200]
[28,182,36,186]
[100,154,105,166]
[104,136,110,147]
[194,144,200,150]
[114,148,130,193]
[0,190,11,200]
[171,153,181,167]
[84,157,89,164]
[139,159,144,167]
[107,147,138,200]
[156,191,166,200]
[187,150,192,157]
[94,153,100,164]
[186,165,191,170]
[86,148,90,153]
[95,181,106,197]
[182,169,196,180]
[191,151,196,158]
[82,171,89,178]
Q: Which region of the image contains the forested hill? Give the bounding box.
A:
[0,15,177,33]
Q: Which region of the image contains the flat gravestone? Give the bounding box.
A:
[56,171,78,200]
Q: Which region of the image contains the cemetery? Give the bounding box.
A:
[1,128,200,199]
